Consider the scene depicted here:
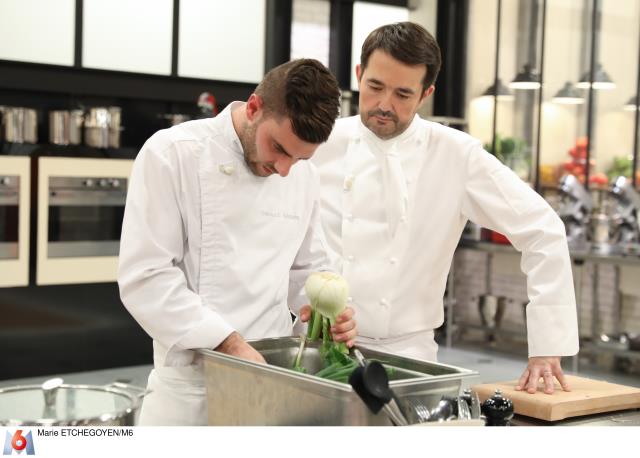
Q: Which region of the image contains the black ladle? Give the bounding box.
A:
[348,349,409,426]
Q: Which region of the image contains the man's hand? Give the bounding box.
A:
[299,304,358,348]
[516,356,570,394]
[214,332,266,364]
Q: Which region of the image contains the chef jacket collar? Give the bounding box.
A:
[220,101,246,161]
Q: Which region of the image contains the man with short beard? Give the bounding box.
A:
[311,22,579,396]
[118,59,356,425]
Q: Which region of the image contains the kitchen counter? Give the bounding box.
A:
[2,344,639,426]
[459,239,640,266]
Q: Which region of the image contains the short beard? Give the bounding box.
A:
[362,109,409,140]
[237,119,262,176]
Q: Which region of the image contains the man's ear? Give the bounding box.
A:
[418,85,435,108]
[355,64,362,83]
[246,93,263,122]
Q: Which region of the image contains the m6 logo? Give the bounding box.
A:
[3,430,35,455]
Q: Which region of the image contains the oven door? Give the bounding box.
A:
[37,157,133,285]
[47,179,126,258]
[0,178,19,260]
[0,157,30,287]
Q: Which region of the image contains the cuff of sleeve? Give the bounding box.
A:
[173,309,236,351]
[526,304,580,357]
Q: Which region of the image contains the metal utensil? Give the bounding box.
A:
[469,389,482,420]
[457,396,472,420]
[412,403,431,423]
[351,348,409,426]
[429,398,454,421]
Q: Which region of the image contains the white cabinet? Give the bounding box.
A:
[178,0,266,83]
[82,0,173,75]
[0,0,75,66]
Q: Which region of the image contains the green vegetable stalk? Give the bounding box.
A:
[305,271,350,354]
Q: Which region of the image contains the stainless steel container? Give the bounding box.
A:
[108,106,121,148]
[199,337,477,426]
[0,107,38,144]
[85,107,122,148]
[84,107,110,148]
[49,110,83,145]
[0,378,146,426]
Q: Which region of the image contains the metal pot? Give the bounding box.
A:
[0,377,147,426]
[84,107,122,148]
[0,107,38,144]
[49,110,83,145]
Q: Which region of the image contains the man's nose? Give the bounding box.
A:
[274,157,294,177]
[378,91,393,112]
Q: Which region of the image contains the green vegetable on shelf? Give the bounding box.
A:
[606,155,633,182]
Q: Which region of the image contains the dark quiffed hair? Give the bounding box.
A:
[254,59,340,144]
[360,21,441,91]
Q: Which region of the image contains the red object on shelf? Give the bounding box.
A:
[490,230,511,245]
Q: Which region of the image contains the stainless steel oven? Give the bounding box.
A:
[0,175,19,260]
[0,157,30,287]
[47,177,126,258]
[37,157,133,285]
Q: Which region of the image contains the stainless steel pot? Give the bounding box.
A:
[0,107,38,144]
[0,377,147,426]
[49,110,83,145]
[84,107,122,148]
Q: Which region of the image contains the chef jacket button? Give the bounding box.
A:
[346,255,354,262]
[380,298,389,307]
[343,175,355,192]
[389,257,398,265]
[219,164,235,175]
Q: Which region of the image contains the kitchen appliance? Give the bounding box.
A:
[0,156,30,287]
[0,378,146,426]
[49,110,83,145]
[36,157,132,285]
[198,336,477,426]
[84,107,122,148]
[473,375,640,422]
[557,174,593,250]
[610,175,640,254]
[0,106,38,144]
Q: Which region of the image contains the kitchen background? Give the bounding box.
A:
[1,0,639,381]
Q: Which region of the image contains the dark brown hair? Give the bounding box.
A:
[360,22,441,91]
[255,59,340,144]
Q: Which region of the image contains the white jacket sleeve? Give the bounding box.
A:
[118,136,235,354]
[461,144,579,357]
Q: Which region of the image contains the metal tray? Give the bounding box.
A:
[198,336,477,425]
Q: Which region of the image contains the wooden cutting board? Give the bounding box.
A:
[472,375,640,421]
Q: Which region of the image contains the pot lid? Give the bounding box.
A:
[0,378,139,425]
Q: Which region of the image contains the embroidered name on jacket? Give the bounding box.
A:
[261,210,300,220]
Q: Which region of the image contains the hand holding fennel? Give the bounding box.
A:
[291,272,360,380]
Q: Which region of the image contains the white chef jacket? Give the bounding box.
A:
[312,114,579,360]
[118,102,330,424]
